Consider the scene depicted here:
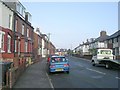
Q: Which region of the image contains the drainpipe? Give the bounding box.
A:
[13,12,16,57]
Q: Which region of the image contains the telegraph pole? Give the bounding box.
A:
[71,44,72,56]
[47,33,51,55]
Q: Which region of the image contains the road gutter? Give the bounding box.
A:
[46,72,54,89]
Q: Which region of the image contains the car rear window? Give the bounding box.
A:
[100,50,112,55]
[51,57,67,63]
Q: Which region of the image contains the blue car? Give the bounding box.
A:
[48,56,69,74]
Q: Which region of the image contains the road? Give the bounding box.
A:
[47,56,120,88]
[13,56,120,89]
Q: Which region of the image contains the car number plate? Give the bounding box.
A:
[56,68,63,71]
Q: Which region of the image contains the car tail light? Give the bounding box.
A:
[48,57,50,62]
[64,64,69,67]
[50,65,55,68]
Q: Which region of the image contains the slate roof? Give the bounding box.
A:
[93,35,109,42]
[107,30,120,40]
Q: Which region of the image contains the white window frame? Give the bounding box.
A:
[15,40,17,52]
[30,42,32,52]
[114,38,118,43]
[25,42,28,52]
[109,39,112,44]
[18,41,20,55]
[7,35,11,53]
[16,3,20,13]
[27,28,29,37]
[22,24,25,35]
[0,31,5,52]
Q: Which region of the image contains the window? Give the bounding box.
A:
[18,41,20,55]
[30,42,32,52]
[15,19,18,32]
[16,3,20,13]
[7,35,11,53]
[115,47,119,55]
[113,38,118,43]
[51,57,67,63]
[22,24,25,35]
[100,50,112,55]
[9,14,12,29]
[25,42,28,52]
[0,32,5,52]
[21,7,23,16]
[23,10,26,18]
[22,8,26,18]
[15,40,17,52]
[27,28,29,37]
[109,39,112,44]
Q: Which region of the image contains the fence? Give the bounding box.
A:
[2,63,26,88]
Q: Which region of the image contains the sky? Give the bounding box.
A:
[21,1,118,49]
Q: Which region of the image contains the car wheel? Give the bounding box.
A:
[105,63,111,69]
[48,71,52,75]
[92,61,96,66]
[66,71,69,74]
[48,69,51,74]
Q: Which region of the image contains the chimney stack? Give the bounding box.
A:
[87,39,89,42]
[100,31,107,37]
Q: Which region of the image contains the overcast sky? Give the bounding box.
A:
[21,1,118,49]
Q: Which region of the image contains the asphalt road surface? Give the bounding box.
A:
[47,56,120,89]
[13,56,120,89]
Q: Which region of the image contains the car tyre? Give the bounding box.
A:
[66,71,69,74]
[92,60,96,66]
[105,63,111,69]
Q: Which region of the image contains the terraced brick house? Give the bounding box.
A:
[4,0,34,67]
[0,1,14,63]
[105,30,120,59]
[33,28,42,62]
[89,31,109,55]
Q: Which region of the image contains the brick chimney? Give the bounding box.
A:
[87,39,89,42]
[100,31,107,37]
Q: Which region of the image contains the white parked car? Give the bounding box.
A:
[91,48,114,68]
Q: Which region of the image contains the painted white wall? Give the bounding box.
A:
[104,41,108,48]
[93,41,106,49]
[113,42,118,48]
[83,45,89,53]
[98,42,105,48]
[0,2,13,30]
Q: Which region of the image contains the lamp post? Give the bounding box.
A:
[47,33,51,55]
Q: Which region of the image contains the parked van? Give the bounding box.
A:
[91,49,114,67]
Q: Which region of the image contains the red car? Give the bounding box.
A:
[47,54,59,63]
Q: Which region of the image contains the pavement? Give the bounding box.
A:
[13,59,52,88]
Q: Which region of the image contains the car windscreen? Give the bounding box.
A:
[51,57,67,63]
